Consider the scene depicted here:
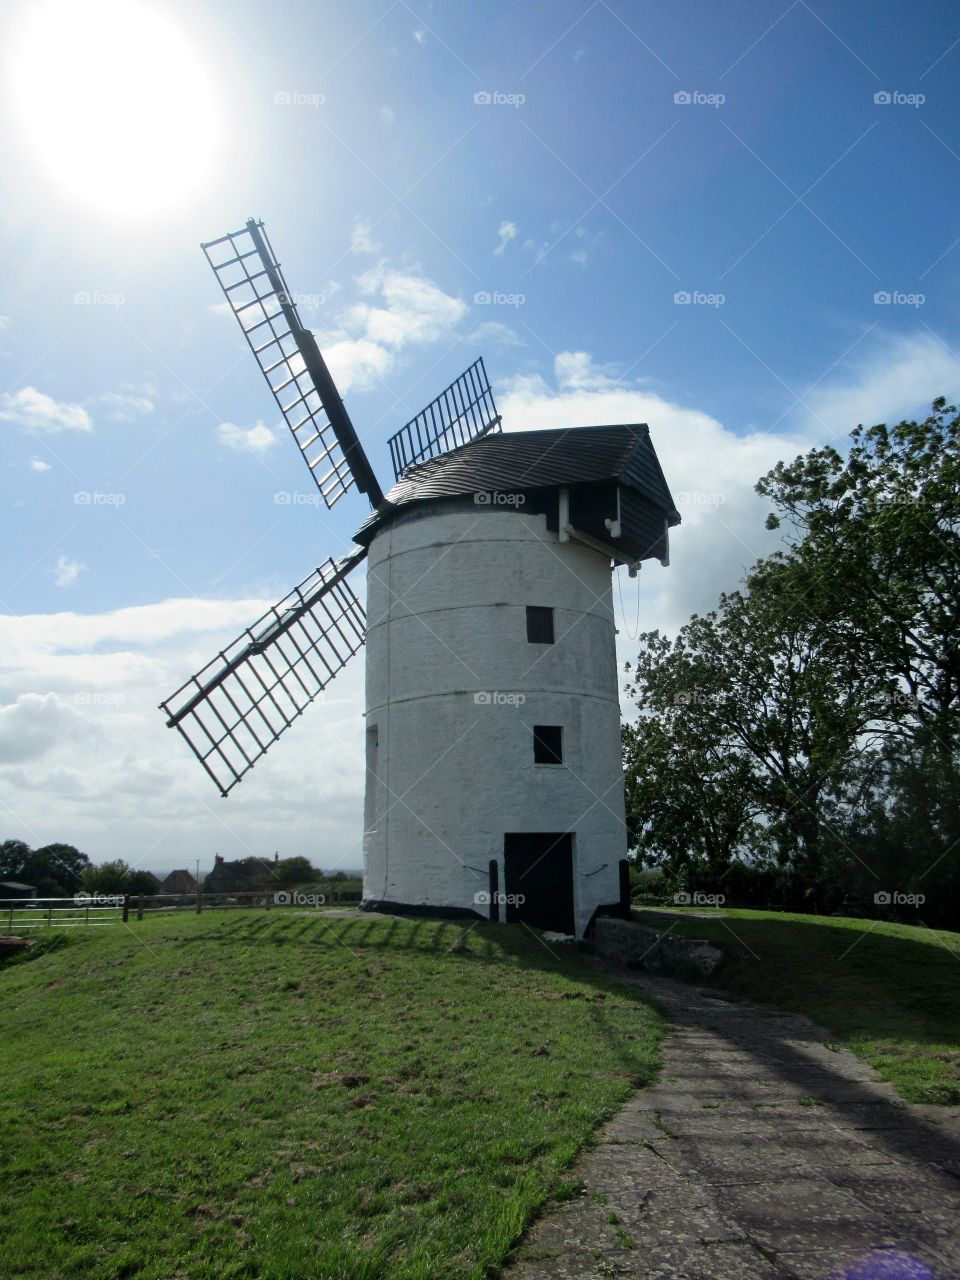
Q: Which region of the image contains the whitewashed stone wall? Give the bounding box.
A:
[361,505,626,936]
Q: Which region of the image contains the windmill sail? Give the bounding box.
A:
[161,550,367,796]
[386,357,501,481]
[203,220,383,509]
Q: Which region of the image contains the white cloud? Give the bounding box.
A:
[350,219,380,255]
[553,350,620,390]
[322,338,395,394]
[0,598,366,875]
[97,382,155,420]
[413,28,426,43]
[493,220,518,257]
[379,106,396,126]
[467,320,524,348]
[0,692,82,764]
[29,458,51,473]
[0,386,92,433]
[0,315,11,331]
[800,331,960,437]
[216,420,277,454]
[354,267,466,346]
[53,556,85,588]
[318,267,466,393]
[500,352,809,638]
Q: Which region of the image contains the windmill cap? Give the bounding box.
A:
[355,423,681,544]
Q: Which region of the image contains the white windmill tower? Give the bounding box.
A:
[161,219,680,938]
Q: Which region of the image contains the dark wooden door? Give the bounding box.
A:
[503,833,575,934]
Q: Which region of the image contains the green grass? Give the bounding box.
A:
[635,905,960,1105]
[0,911,664,1280]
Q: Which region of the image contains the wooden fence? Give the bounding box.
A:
[1,889,363,932]
[1,897,125,931]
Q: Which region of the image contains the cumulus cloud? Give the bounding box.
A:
[30,458,51,473]
[500,352,810,637]
[322,338,396,394]
[216,420,277,454]
[53,556,85,588]
[0,386,92,432]
[413,28,426,44]
[500,332,958,647]
[318,266,466,393]
[379,106,396,127]
[0,598,366,874]
[352,267,466,346]
[493,220,518,257]
[0,693,81,764]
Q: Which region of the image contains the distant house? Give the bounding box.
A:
[0,881,36,900]
[159,869,197,894]
[205,853,279,894]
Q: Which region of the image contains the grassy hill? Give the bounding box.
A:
[635,906,960,1105]
[0,912,663,1280]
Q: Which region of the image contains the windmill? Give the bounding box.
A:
[161,218,680,938]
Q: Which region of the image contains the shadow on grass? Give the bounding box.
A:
[177,910,663,1092]
[631,906,960,1104]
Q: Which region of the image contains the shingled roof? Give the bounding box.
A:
[355,424,680,543]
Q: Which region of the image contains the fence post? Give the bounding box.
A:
[7,905,12,933]
[196,890,202,915]
[47,902,53,929]
[122,895,129,923]
[137,894,144,921]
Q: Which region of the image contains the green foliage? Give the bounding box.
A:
[0,841,91,896]
[624,399,960,927]
[80,859,133,894]
[204,855,319,893]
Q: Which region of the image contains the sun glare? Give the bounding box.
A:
[9,0,221,218]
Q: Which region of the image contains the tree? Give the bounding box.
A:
[274,856,314,887]
[624,559,891,902]
[22,843,90,896]
[623,632,762,880]
[756,399,960,761]
[127,870,159,896]
[81,860,133,894]
[0,839,32,881]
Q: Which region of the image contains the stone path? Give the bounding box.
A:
[506,966,960,1279]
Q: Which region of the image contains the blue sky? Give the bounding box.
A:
[1,0,958,874]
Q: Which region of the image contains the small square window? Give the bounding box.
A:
[526,606,555,644]
[533,725,563,764]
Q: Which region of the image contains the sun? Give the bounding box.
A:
[8,0,221,218]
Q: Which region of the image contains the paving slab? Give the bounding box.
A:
[506,966,960,1279]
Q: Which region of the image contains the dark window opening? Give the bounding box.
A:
[526,606,555,644]
[533,725,563,764]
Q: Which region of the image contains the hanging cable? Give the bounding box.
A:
[615,562,642,642]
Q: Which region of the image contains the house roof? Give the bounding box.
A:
[160,869,196,887]
[355,424,680,544]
